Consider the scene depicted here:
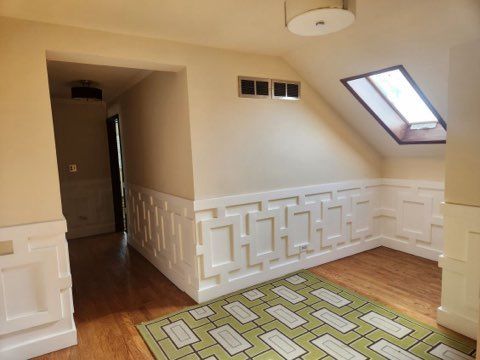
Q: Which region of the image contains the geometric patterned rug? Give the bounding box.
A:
[137,270,477,359]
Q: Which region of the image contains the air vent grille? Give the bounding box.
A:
[272,80,301,100]
[240,79,255,95]
[274,82,287,97]
[238,77,270,98]
[256,81,270,96]
[287,83,299,98]
[238,77,300,100]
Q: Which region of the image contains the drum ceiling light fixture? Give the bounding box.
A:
[71,80,103,101]
[285,0,356,36]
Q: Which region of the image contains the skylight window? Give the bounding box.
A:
[341,65,446,144]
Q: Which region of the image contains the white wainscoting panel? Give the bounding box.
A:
[438,202,480,339]
[378,179,444,261]
[60,178,115,239]
[0,219,77,359]
[125,179,445,303]
[125,183,197,301]
[193,179,444,302]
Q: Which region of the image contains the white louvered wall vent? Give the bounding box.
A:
[272,79,300,100]
[238,77,270,98]
[238,76,300,100]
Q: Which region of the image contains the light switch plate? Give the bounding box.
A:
[68,164,77,173]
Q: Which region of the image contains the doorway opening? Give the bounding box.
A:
[47,60,151,239]
[46,58,196,356]
[106,114,127,232]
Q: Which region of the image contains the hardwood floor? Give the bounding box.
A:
[310,246,442,330]
[37,233,195,360]
[39,233,464,359]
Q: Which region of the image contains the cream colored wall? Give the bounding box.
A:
[382,157,445,182]
[0,20,63,227]
[445,40,480,207]
[112,70,194,200]
[52,99,110,181]
[51,99,115,238]
[0,16,381,228]
[187,55,381,199]
[437,39,480,339]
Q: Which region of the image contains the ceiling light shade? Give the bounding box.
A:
[285,0,355,36]
[71,80,102,101]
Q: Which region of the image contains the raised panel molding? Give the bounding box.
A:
[125,184,197,300]
[0,219,77,359]
[193,179,445,302]
[437,202,480,339]
[60,179,115,239]
[125,180,444,304]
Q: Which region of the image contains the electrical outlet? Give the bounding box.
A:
[69,164,77,173]
[299,244,308,252]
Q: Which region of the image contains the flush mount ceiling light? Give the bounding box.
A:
[71,80,103,101]
[285,0,356,36]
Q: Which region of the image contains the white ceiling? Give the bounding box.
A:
[47,61,152,103]
[3,0,480,157]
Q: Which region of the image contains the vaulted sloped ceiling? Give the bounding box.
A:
[1,0,479,156]
[284,0,480,157]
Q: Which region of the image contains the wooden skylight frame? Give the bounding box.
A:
[341,65,447,145]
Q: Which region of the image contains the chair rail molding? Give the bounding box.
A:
[437,202,480,339]
[0,219,77,359]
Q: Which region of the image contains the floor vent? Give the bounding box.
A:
[272,80,301,100]
[238,77,271,98]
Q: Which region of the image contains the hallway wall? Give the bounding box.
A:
[52,99,115,238]
[110,70,194,200]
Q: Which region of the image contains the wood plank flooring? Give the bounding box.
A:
[38,232,463,359]
[37,233,195,360]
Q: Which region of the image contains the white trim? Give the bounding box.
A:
[437,307,477,339]
[437,202,480,339]
[125,179,447,307]
[1,327,77,360]
[0,219,77,359]
[193,178,445,302]
[125,183,198,301]
[196,238,382,302]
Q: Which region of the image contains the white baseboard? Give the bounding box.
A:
[437,306,477,339]
[2,327,77,360]
[381,236,442,261]
[196,237,382,302]
[67,222,115,239]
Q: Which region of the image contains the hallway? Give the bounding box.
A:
[37,233,194,359]
[38,233,460,359]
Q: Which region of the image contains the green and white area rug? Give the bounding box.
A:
[137,271,476,359]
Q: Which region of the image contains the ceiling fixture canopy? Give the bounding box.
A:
[71,80,103,101]
[285,0,355,36]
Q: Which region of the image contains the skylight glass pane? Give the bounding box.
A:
[368,69,438,125]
